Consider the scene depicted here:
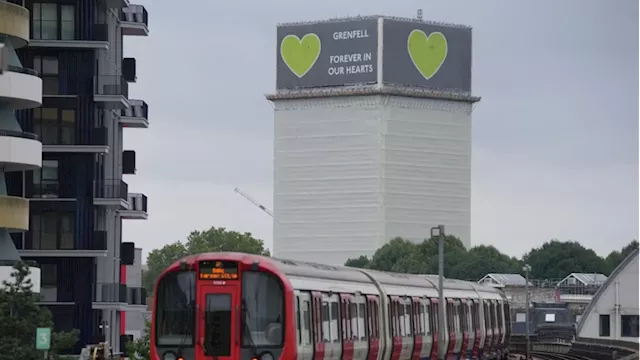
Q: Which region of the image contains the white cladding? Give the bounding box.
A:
[273,95,472,265]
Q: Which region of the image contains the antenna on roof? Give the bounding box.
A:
[417,9,423,21]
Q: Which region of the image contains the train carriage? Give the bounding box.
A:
[151,252,509,360]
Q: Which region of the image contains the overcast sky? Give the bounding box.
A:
[122,0,638,262]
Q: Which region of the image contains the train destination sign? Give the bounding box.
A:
[199,260,239,280]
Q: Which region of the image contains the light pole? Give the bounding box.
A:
[431,225,446,360]
[523,264,532,360]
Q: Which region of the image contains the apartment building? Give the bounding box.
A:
[4,0,150,353]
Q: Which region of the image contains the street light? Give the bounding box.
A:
[523,264,532,360]
[431,225,446,360]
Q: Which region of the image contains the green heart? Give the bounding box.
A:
[407,30,448,80]
[280,33,321,78]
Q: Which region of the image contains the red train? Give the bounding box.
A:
[151,252,511,360]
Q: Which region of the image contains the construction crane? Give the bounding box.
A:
[233,187,274,217]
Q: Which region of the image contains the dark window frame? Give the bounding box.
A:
[621,314,639,338]
[154,270,196,347]
[240,271,286,349]
[599,314,611,337]
[31,212,75,250]
[31,2,76,40]
[33,55,59,95]
[33,107,76,145]
[32,159,60,197]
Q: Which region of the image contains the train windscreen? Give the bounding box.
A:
[155,271,196,346]
[241,272,285,348]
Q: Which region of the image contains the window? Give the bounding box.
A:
[155,271,195,346]
[330,301,340,343]
[241,272,285,347]
[33,56,59,95]
[358,302,367,340]
[204,294,231,356]
[60,214,74,249]
[30,213,75,250]
[516,313,526,322]
[41,263,57,287]
[301,300,312,345]
[32,3,75,40]
[599,314,610,337]
[621,315,639,338]
[322,302,330,342]
[33,107,76,145]
[32,160,59,197]
[350,302,358,340]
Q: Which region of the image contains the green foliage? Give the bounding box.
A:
[143,226,270,292]
[125,321,150,360]
[0,261,79,360]
[345,236,637,281]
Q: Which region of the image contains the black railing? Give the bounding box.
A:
[94,75,129,98]
[127,287,147,305]
[95,283,128,303]
[128,194,148,212]
[7,65,39,76]
[34,126,107,146]
[19,230,107,251]
[31,22,108,42]
[120,5,148,27]
[94,180,128,200]
[0,129,39,140]
[120,100,148,119]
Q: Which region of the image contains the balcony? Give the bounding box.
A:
[15,230,108,257]
[127,287,147,306]
[0,1,29,48]
[0,129,42,172]
[122,57,136,83]
[94,179,129,209]
[0,65,42,109]
[40,127,109,154]
[94,75,129,109]
[99,0,129,10]
[120,5,149,36]
[93,283,128,310]
[30,23,109,50]
[0,195,29,231]
[119,100,148,128]
[120,193,147,220]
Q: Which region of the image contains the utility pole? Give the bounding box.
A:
[523,264,532,360]
[431,225,446,360]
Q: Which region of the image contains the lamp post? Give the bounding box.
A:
[431,225,446,360]
[523,264,532,360]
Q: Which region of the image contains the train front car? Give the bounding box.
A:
[151,253,295,360]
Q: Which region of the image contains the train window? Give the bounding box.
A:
[432,302,438,333]
[296,298,301,344]
[424,303,431,335]
[350,302,358,340]
[373,300,380,338]
[470,302,478,332]
[398,302,406,336]
[330,301,340,343]
[416,303,423,335]
[404,302,412,336]
[358,303,367,340]
[497,302,503,330]
[484,302,490,330]
[367,301,374,338]
[341,300,351,340]
[241,272,284,347]
[155,271,195,346]
[322,301,330,342]
[302,300,312,345]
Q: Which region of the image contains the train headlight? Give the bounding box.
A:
[163,351,177,360]
[258,352,274,360]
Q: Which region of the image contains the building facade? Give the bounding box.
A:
[0,0,43,291]
[5,0,149,353]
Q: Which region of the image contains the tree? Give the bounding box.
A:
[368,237,417,272]
[0,261,79,360]
[126,321,150,360]
[344,255,370,269]
[143,227,271,292]
[605,240,639,274]
[455,245,522,281]
[521,240,608,279]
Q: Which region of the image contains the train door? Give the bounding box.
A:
[429,298,441,360]
[351,295,368,360]
[471,300,481,359]
[340,294,355,360]
[482,300,493,359]
[197,283,239,360]
[461,300,471,360]
[504,301,511,359]
[452,299,463,360]
[411,297,428,359]
[445,299,457,360]
[399,297,413,360]
[365,295,380,360]
[496,300,505,358]
[296,291,314,360]
[420,299,433,358]
[388,296,402,360]
[491,300,499,355]
[311,291,326,360]
[322,293,342,360]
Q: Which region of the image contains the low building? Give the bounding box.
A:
[556,272,608,304]
[478,273,557,308]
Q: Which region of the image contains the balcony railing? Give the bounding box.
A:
[94,75,129,98]
[0,129,38,140]
[120,100,148,119]
[19,230,107,251]
[32,22,108,42]
[35,126,107,146]
[6,65,39,76]
[127,287,147,305]
[127,193,147,212]
[94,283,128,303]
[120,5,148,27]
[94,180,128,200]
